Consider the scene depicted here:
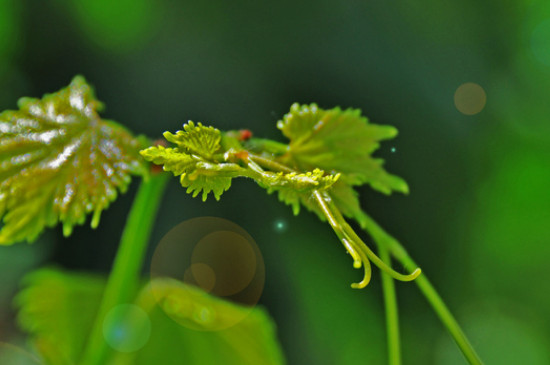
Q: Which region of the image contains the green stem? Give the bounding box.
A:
[248,153,294,173]
[356,212,483,365]
[313,190,372,287]
[318,190,420,283]
[79,172,169,365]
[232,148,480,363]
[378,245,401,365]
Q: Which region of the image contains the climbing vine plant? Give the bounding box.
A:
[0,77,482,365]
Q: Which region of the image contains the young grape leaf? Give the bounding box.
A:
[163,121,221,159]
[180,173,233,201]
[140,141,234,201]
[276,103,408,195]
[0,76,148,245]
[141,123,340,202]
[15,268,286,365]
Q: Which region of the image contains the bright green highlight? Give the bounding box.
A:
[475,151,550,269]
[71,0,159,52]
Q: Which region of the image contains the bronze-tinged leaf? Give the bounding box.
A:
[0,76,148,245]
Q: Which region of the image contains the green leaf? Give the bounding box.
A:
[139,146,196,176]
[140,141,234,201]
[329,181,364,221]
[121,278,286,365]
[163,121,222,159]
[143,123,340,203]
[14,268,105,365]
[15,268,285,365]
[276,103,408,195]
[141,123,233,201]
[0,76,148,245]
[180,173,232,201]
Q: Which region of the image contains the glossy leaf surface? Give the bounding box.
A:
[0,76,147,244]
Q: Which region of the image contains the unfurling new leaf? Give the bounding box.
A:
[0,76,148,245]
[140,121,339,202]
[140,124,233,201]
[163,121,222,159]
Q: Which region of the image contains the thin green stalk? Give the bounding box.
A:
[356,212,483,365]
[233,150,481,363]
[378,245,401,365]
[318,190,420,283]
[79,172,169,365]
[248,153,294,173]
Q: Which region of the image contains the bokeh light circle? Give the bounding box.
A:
[184,263,217,293]
[273,218,288,233]
[150,217,265,331]
[102,304,151,353]
[454,82,487,115]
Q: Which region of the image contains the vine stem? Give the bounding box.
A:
[355,212,483,365]
[242,151,482,364]
[79,172,169,365]
[378,245,401,365]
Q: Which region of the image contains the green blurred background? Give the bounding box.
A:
[1,0,550,363]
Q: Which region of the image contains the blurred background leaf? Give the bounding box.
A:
[15,268,104,364]
[1,0,550,364]
[15,268,284,365]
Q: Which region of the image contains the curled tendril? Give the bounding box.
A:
[341,237,362,269]
[347,238,372,289]
[313,190,421,289]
